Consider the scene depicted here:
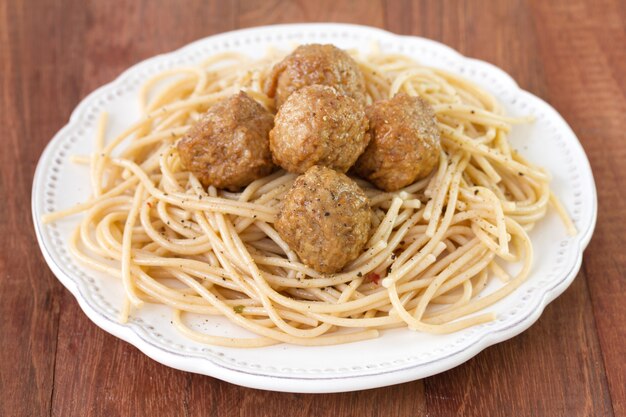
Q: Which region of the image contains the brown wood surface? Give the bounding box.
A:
[1,0,624,416]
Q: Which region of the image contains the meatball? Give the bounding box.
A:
[265,44,367,109]
[177,91,274,191]
[269,85,370,174]
[354,94,441,191]
[275,166,371,274]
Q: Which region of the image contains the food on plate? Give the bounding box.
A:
[177,91,274,191]
[43,43,576,348]
[269,84,369,173]
[265,43,367,108]
[354,93,441,191]
[275,165,371,274]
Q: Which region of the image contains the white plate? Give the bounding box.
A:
[32,23,597,393]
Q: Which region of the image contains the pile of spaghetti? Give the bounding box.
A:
[44,47,575,347]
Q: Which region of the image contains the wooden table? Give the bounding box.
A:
[2,1,624,416]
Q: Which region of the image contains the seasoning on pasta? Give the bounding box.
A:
[43,45,576,348]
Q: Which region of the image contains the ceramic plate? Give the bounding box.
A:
[32,23,597,393]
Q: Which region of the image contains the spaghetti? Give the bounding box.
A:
[43,46,575,347]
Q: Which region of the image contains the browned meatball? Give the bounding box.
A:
[275,166,371,274]
[177,91,274,191]
[269,85,370,174]
[265,44,367,109]
[354,94,441,191]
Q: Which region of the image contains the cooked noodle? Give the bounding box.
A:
[43,46,576,347]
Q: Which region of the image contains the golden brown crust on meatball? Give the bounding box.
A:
[265,44,367,109]
[275,166,371,274]
[177,91,275,191]
[269,85,370,174]
[354,94,441,191]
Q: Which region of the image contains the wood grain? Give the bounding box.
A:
[1,1,83,416]
[1,0,624,416]
[529,1,626,414]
